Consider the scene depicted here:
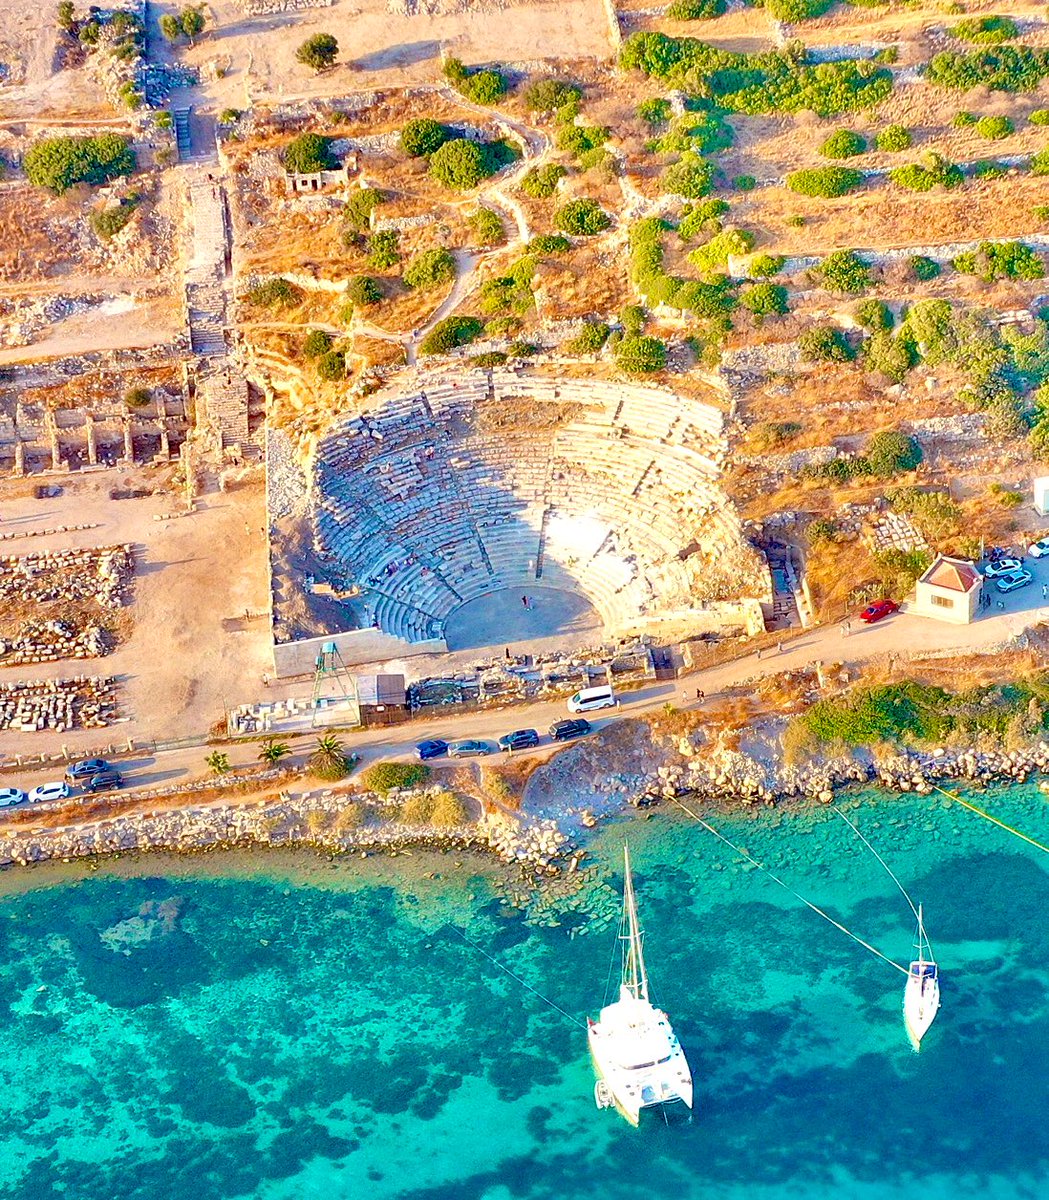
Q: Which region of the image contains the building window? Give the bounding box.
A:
[931,595,954,609]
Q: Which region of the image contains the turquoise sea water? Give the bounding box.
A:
[4,785,1049,1200]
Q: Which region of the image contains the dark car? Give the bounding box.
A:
[859,599,899,624]
[549,718,592,742]
[416,739,449,761]
[84,769,123,793]
[498,728,540,753]
[64,757,110,783]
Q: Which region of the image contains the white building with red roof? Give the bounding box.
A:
[912,555,983,624]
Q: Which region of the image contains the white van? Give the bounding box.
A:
[567,684,618,714]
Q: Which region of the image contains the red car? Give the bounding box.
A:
[859,599,899,623]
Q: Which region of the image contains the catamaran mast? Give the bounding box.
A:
[621,846,649,1002]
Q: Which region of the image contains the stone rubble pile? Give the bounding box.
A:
[0,676,117,733]
[0,620,110,667]
[0,545,134,608]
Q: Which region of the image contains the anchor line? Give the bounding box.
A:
[448,924,587,1030]
[832,808,921,924]
[931,783,1049,856]
[671,797,909,977]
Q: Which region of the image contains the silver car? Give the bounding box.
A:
[995,569,1033,593]
[448,739,493,759]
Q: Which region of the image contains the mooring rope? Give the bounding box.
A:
[671,796,909,977]
[449,924,587,1029]
[931,783,1049,857]
[832,808,921,923]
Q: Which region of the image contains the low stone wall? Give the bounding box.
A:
[272,626,448,677]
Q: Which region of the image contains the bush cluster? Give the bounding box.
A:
[523,78,581,112]
[360,762,430,794]
[400,118,450,158]
[875,123,912,152]
[814,249,872,294]
[786,166,865,197]
[24,134,135,193]
[443,57,507,104]
[819,129,866,159]
[520,163,566,199]
[246,278,301,308]
[952,240,1045,282]
[798,326,854,363]
[689,228,754,274]
[470,207,505,246]
[554,197,611,235]
[666,0,726,17]
[951,16,1018,45]
[295,32,338,71]
[564,321,611,354]
[528,234,571,255]
[927,46,1049,93]
[615,334,667,374]
[90,199,137,240]
[740,282,789,317]
[619,33,893,116]
[889,153,963,192]
[976,114,1014,139]
[677,198,729,241]
[403,248,455,290]
[366,229,399,270]
[419,315,484,355]
[661,151,714,198]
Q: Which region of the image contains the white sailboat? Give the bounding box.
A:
[903,904,940,1051]
[588,846,693,1125]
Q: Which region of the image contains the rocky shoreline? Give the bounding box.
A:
[2,739,1047,877]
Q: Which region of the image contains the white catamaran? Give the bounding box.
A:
[588,846,693,1125]
[903,904,940,1051]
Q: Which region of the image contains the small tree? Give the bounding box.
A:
[419,315,483,355]
[523,78,581,112]
[400,118,450,158]
[296,32,338,71]
[179,5,204,40]
[403,247,455,290]
[976,114,1014,140]
[429,138,491,189]
[303,329,333,358]
[786,166,865,198]
[283,132,335,174]
[346,275,382,306]
[159,13,181,42]
[124,386,152,408]
[866,430,922,476]
[56,1,75,31]
[854,298,894,331]
[819,129,866,159]
[309,734,350,781]
[554,197,611,236]
[470,207,505,247]
[258,738,291,767]
[815,249,872,294]
[615,335,667,374]
[875,124,912,152]
[205,751,231,775]
[366,229,400,270]
[799,326,855,363]
[316,350,346,381]
[740,282,789,318]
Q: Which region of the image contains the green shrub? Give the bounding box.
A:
[1030,109,1049,126]
[400,118,450,157]
[802,681,952,747]
[24,134,135,194]
[952,240,1045,282]
[666,0,726,17]
[799,326,855,362]
[295,32,338,71]
[315,350,346,381]
[520,163,566,199]
[507,339,538,358]
[854,298,894,331]
[866,429,922,474]
[556,123,608,159]
[217,108,240,127]
[909,254,941,281]
[863,331,918,382]
[360,761,430,794]
[563,321,610,354]
[662,151,714,198]
[764,0,834,19]
[951,16,1018,45]
[430,791,469,827]
[554,197,611,235]
[952,110,978,127]
[284,133,336,174]
[975,114,1014,139]
[469,351,508,367]
[523,78,581,112]
[889,153,963,191]
[786,166,865,197]
[733,174,757,191]
[615,334,667,373]
[528,233,571,255]
[819,129,866,159]
[346,275,382,305]
[56,1,75,31]
[875,123,911,152]
[973,159,1008,179]
[303,329,332,358]
[444,57,508,104]
[689,227,755,274]
[927,46,1049,93]
[677,198,729,241]
[366,229,399,270]
[429,138,494,189]
[740,282,788,317]
[403,247,455,289]
[637,98,672,126]
[749,253,785,277]
[478,264,535,316]
[902,298,955,361]
[470,207,505,246]
[343,187,384,231]
[420,315,484,355]
[620,304,646,334]
[815,249,872,294]
[89,200,137,239]
[246,278,301,308]
[124,386,152,409]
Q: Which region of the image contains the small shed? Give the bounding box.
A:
[355,673,408,726]
[912,555,982,624]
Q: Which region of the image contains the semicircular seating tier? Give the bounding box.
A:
[310,371,769,647]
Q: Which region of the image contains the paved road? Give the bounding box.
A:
[2,596,1041,817]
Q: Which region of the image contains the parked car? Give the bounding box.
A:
[549,718,592,742]
[415,739,449,761]
[567,684,618,714]
[498,729,540,753]
[995,570,1033,594]
[859,599,899,624]
[1029,539,1049,558]
[84,769,123,793]
[29,781,70,804]
[983,558,1025,579]
[64,757,110,783]
[0,788,26,808]
[449,739,493,759]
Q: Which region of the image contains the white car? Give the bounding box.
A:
[1029,539,1049,558]
[28,781,70,805]
[983,557,1024,579]
[0,788,26,807]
